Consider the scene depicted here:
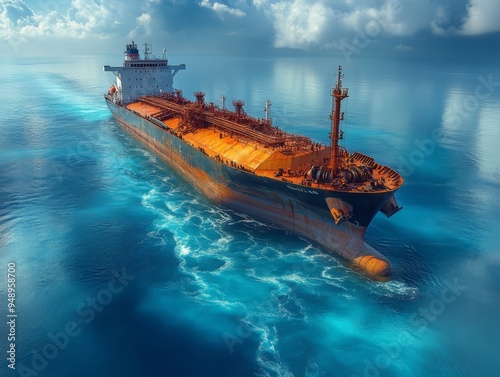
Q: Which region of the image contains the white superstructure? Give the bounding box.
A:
[104,41,185,103]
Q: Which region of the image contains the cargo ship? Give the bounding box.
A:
[104,41,403,279]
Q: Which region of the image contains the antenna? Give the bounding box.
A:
[264,99,272,125]
[144,43,151,60]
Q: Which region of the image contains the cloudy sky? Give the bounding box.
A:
[1,0,499,58]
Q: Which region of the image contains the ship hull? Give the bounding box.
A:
[105,98,396,278]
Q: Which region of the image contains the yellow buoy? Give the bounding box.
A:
[353,255,391,279]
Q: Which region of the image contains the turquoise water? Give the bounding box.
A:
[0,54,499,376]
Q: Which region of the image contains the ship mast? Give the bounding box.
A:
[330,65,349,173]
[144,43,151,60]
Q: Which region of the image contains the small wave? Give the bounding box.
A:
[253,325,294,377]
[141,188,156,202]
[369,279,419,300]
[178,244,191,256]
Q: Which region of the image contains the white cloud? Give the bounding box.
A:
[430,0,500,36]
[257,0,395,49]
[128,12,152,37]
[1,0,499,54]
[199,0,246,19]
[0,0,32,41]
[255,0,449,49]
[138,13,151,32]
[459,0,500,35]
[0,0,163,51]
[0,0,115,43]
[394,43,413,51]
[252,0,499,50]
[266,0,332,48]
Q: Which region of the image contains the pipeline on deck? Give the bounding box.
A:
[139,93,324,154]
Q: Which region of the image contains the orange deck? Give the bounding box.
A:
[126,97,402,193]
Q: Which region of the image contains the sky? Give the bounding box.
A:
[1,0,500,59]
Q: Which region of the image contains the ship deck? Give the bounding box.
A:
[124,95,403,193]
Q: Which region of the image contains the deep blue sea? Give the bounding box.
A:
[0,52,499,377]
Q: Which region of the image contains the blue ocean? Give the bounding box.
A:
[0,52,499,377]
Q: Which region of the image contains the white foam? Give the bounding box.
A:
[178,244,190,256]
[369,280,419,300]
[141,188,156,203]
[254,324,294,377]
[135,172,331,376]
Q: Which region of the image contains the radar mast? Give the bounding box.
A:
[330,65,349,173]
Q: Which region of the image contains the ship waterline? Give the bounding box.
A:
[104,42,403,279]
